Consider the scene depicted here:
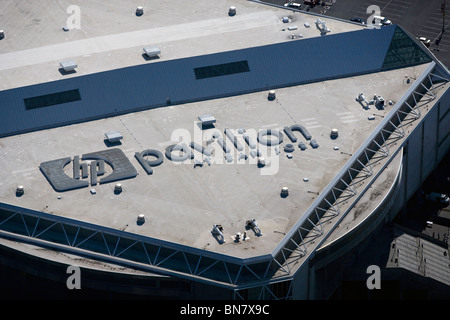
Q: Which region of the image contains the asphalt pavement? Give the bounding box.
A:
[261,0,450,68]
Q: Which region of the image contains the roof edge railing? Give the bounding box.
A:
[271,61,438,261]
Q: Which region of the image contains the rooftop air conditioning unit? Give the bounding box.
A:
[59,60,77,72]
[143,47,161,58]
[105,131,123,143]
[374,95,385,109]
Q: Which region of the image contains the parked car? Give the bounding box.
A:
[350,17,365,24]
[284,2,302,9]
[372,15,392,26]
[419,36,431,47]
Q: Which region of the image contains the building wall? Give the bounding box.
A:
[0,242,233,299]
[393,87,450,217]
[302,89,450,300]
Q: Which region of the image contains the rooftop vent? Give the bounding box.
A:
[105,131,123,144]
[280,187,289,197]
[136,6,144,16]
[59,60,77,72]
[137,214,145,225]
[229,6,236,16]
[315,19,330,34]
[246,219,262,236]
[374,95,385,109]
[268,90,276,100]
[330,128,339,139]
[16,185,24,196]
[114,183,122,194]
[257,156,266,167]
[356,92,370,109]
[143,46,160,58]
[212,224,225,243]
[198,114,216,128]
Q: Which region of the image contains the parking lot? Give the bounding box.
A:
[262,0,450,68]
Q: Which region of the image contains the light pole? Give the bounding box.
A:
[442,0,446,34]
[436,0,446,48]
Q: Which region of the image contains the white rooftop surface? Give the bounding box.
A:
[0,0,432,260]
[0,63,429,259]
[0,0,363,90]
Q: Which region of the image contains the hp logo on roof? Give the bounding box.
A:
[39,148,138,192]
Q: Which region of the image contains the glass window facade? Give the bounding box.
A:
[381,27,431,71]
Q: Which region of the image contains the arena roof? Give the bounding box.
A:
[0,0,447,287]
[0,24,431,138]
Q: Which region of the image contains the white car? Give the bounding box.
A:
[419,37,431,47]
[380,17,392,25]
[372,16,392,26]
[284,2,302,9]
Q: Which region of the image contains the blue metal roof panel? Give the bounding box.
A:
[0,25,399,137]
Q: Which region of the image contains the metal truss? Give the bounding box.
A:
[233,279,293,300]
[271,62,449,278]
[0,205,279,288]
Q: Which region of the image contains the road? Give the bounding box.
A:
[262,0,450,68]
